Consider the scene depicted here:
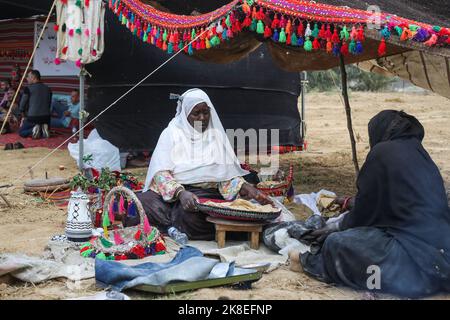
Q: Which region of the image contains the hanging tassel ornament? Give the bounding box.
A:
[340,26,349,41]
[286,20,292,36]
[134,230,142,241]
[400,27,413,41]
[413,28,430,42]
[272,29,279,42]
[349,39,356,54]
[331,28,340,44]
[54,24,59,32]
[305,23,312,37]
[297,22,304,37]
[143,215,151,234]
[312,37,321,50]
[424,33,438,46]
[279,28,287,43]
[350,26,358,40]
[325,24,332,39]
[108,199,115,223]
[256,20,264,34]
[326,40,333,53]
[340,41,349,56]
[188,43,194,55]
[332,44,340,57]
[378,37,387,56]
[290,32,298,46]
[357,26,365,42]
[242,14,252,28]
[271,14,280,29]
[62,46,68,55]
[167,42,173,54]
[356,41,363,54]
[304,37,313,51]
[297,36,304,46]
[114,231,125,245]
[264,25,272,38]
[312,23,320,38]
[279,16,287,29]
[381,26,391,39]
[250,18,257,32]
[216,22,224,34]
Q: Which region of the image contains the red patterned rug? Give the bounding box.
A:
[0,129,92,149]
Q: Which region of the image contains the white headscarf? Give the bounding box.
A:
[143,88,248,192]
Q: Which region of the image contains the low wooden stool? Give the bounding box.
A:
[206,216,267,250]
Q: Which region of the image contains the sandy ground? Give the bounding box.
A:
[0,91,449,300]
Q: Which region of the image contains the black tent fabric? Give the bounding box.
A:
[86,10,302,152]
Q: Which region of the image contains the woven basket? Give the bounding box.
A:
[196,198,281,222]
[79,186,166,260]
[256,164,294,197]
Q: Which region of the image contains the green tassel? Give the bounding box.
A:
[178,40,184,50]
[304,37,313,51]
[191,28,196,39]
[278,28,286,43]
[75,0,82,7]
[211,35,220,46]
[340,26,349,40]
[312,23,319,38]
[250,18,257,32]
[121,16,126,25]
[81,248,94,257]
[96,252,107,260]
[106,255,115,261]
[409,25,419,32]
[394,26,403,36]
[147,228,157,242]
[256,20,264,34]
[102,211,110,227]
[349,39,356,54]
[143,32,148,42]
[290,32,298,46]
[432,26,442,32]
[78,48,83,55]
[226,15,232,28]
[156,250,165,255]
[167,42,173,54]
[162,29,168,42]
[76,28,82,35]
[100,237,113,248]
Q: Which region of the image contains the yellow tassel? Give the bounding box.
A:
[103,226,109,239]
[205,38,211,49]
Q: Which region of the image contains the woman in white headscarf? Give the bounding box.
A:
[129,88,272,240]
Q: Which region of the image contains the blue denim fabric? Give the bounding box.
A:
[96,246,212,291]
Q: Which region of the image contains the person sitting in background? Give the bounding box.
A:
[289,110,450,298]
[0,87,20,133]
[50,89,80,128]
[18,70,52,139]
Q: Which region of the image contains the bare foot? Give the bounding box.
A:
[288,249,303,273]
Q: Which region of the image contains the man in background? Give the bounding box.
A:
[51,89,80,128]
[18,70,52,139]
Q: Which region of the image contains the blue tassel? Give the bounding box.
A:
[147,25,152,33]
[128,202,137,217]
[188,44,194,55]
[356,41,363,54]
[272,29,279,42]
[113,199,119,214]
[178,40,184,51]
[167,42,173,54]
[297,36,304,46]
[118,13,122,22]
[381,26,391,39]
[332,44,340,57]
[222,29,228,40]
[413,28,430,42]
[155,29,160,39]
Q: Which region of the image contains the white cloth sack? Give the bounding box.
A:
[68,129,121,171]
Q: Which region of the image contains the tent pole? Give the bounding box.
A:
[78,67,86,173]
[339,54,360,176]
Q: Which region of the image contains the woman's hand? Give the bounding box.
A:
[239,183,273,206]
[179,190,199,212]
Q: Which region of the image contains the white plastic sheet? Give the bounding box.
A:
[68,129,121,172]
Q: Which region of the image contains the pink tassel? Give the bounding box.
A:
[75,59,82,68]
[69,29,74,37]
[113,231,124,245]
[54,58,61,65]
[119,195,125,214]
[143,215,151,234]
[424,34,438,46]
[109,198,115,223]
[97,27,101,35]
[85,29,90,37]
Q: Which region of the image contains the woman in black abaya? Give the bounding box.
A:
[290,110,450,298]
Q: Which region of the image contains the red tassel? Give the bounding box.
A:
[313,37,321,50]
[424,34,438,46]
[319,24,326,39]
[331,28,340,44]
[279,16,287,29]
[325,24,332,39]
[297,22,304,36]
[134,230,142,241]
[378,38,387,56]
[286,33,291,45]
[271,14,280,29]
[264,25,272,38]
[340,41,349,56]
[243,15,252,28]
[257,7,265,20]
[85,0,89,7]
[357,26,365,41]
[200,39,206,49]
[62,46,68,55]
[114,232,124,245]
[54,24,59,32]
[143,215,151,234]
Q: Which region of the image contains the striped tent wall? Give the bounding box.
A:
[0,17,79,96]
